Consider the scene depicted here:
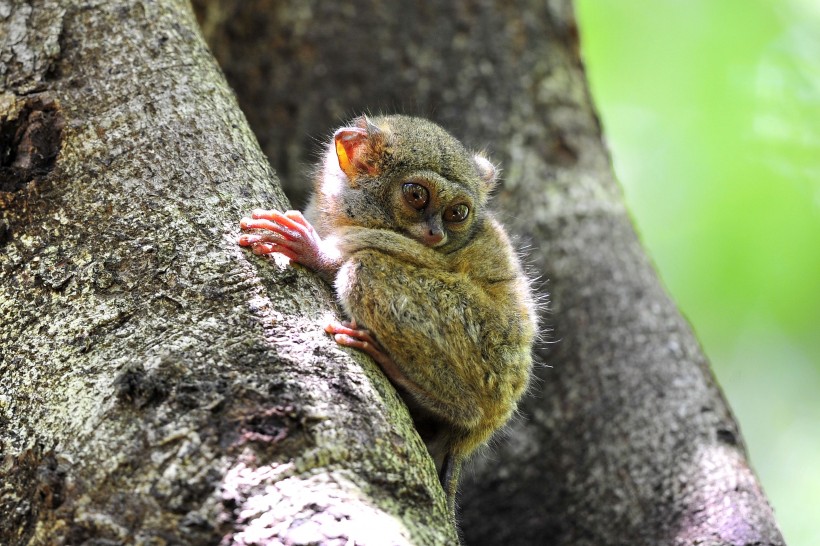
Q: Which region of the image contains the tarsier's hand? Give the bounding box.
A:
[238,209,340,281]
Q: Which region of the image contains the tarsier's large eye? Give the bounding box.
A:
[443,204,470,223]
[402,182,429,210]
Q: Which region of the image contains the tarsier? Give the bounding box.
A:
[239,115,536,510]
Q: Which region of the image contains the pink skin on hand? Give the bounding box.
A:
[238,209,336,281]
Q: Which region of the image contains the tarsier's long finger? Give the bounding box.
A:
[240,217,299,240]
[330,332,384,362]
[241,232,306,257]
[238,233,283,247]
[239,233,290,247]
[250,208,283,221]
[325,321,382,353]
[253,209,308,236]
[251,242,297,261]
[333,321,380,346]
[325,321,361,338]
[284,210,313,231]
[243,232,288,245]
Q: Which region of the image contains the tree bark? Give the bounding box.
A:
[191,1,786,545]
[1,1,454,544]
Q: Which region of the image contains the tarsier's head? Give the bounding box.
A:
[324,115,497,253]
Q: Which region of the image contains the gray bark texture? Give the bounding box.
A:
[0,1,785,546]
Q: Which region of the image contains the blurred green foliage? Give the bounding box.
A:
[575,1,820,544]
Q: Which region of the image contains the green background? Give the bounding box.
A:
[575,1,820,544]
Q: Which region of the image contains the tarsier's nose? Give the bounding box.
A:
[424,228,445,246]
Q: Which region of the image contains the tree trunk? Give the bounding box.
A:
[1,1,453,544]
[192,1,786,545]
[1,1,785,546]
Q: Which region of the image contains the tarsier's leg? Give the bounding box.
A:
[326,320,460,503]
[326,320,435,397]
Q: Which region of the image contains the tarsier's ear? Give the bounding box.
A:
[334,127,368,179]
[334,115,384,180]
[473,154,498,191]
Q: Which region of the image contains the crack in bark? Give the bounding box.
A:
[0,92,64,194]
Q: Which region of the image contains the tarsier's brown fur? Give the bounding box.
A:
[240,115,536,511]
